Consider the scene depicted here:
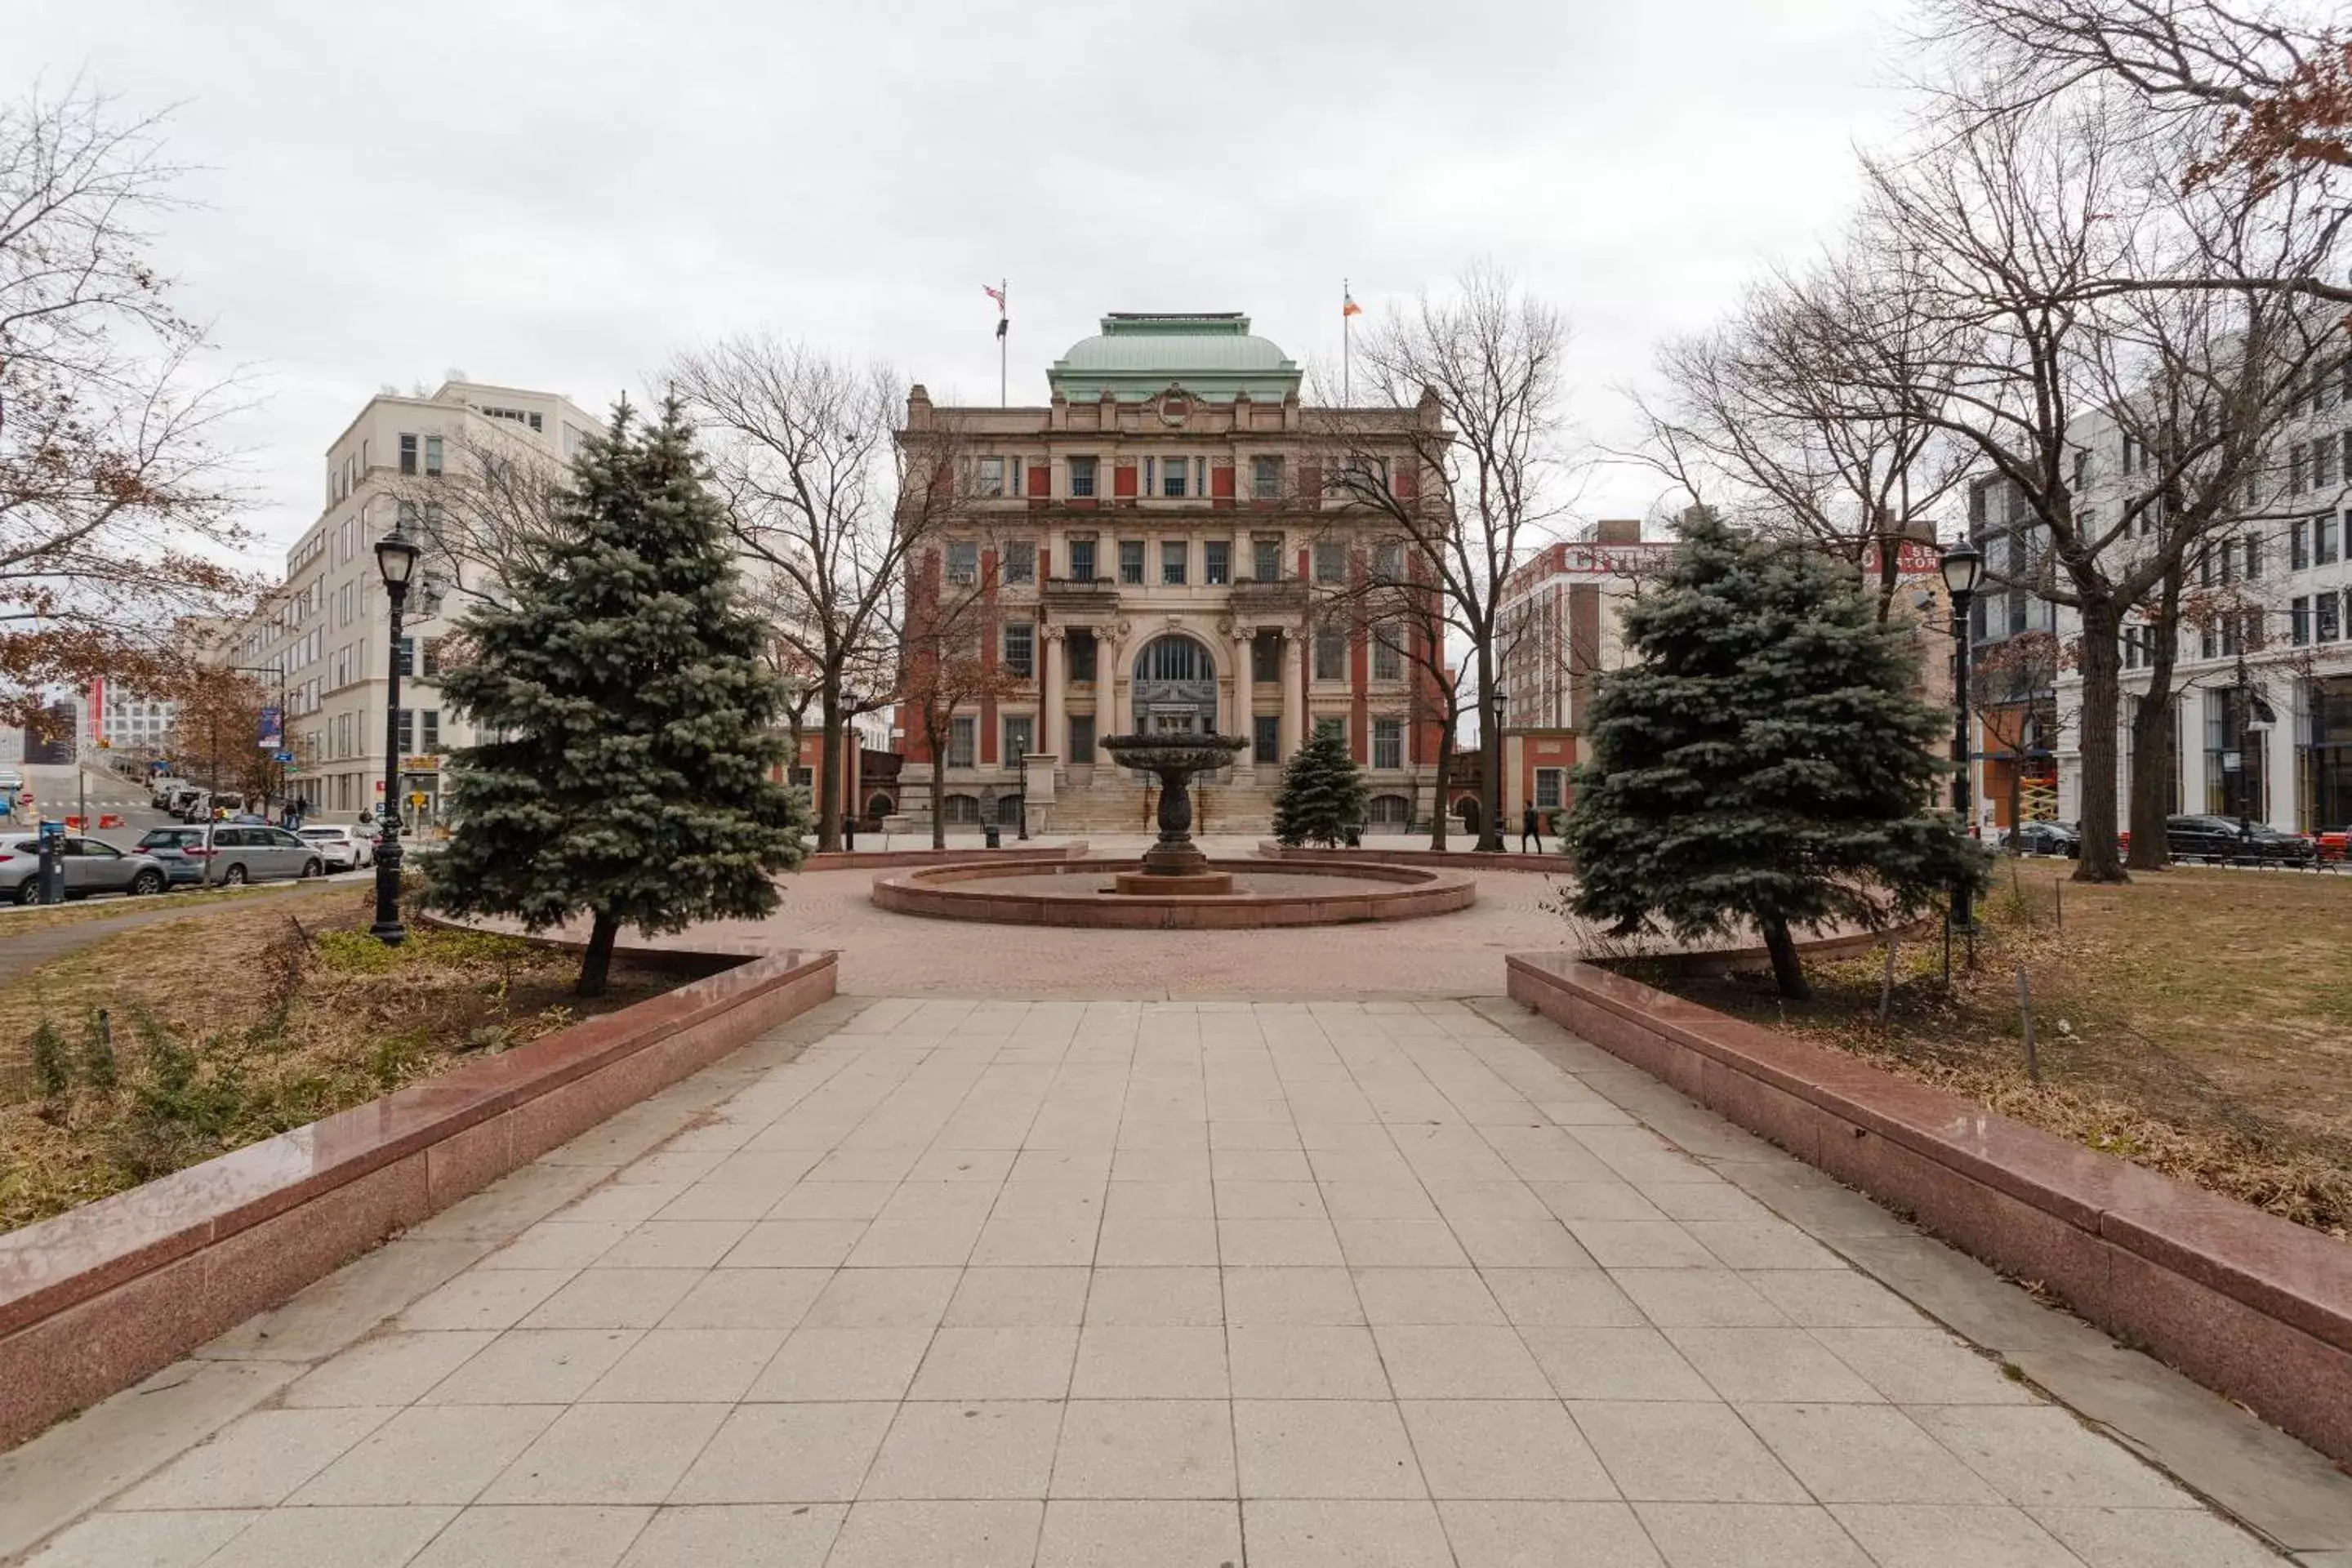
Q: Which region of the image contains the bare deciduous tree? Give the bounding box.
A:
[668,338,968,850]
[1314,265,1577,852]
[379,421,577,614]
[1,82,260,723]
[893,533,1025,849]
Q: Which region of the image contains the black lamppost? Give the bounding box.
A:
[1940,541,1986,933]
[372,525,421,946]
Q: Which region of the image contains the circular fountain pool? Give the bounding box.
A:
[868,857,1478,929]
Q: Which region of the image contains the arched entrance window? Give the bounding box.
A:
[1132,635,1217,735]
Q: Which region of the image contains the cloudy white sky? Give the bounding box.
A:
[9,0,1922,565]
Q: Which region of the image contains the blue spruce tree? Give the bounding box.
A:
[1561,510,1980,999]
[428,397,808,995]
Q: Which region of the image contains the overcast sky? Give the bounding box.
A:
[8,0,1920,565]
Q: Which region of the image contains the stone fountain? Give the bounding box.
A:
[1099,732,1252,895]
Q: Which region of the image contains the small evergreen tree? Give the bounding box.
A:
[1273,727,1369,848]
[427,397,808,996]
[1561,511,1981,999]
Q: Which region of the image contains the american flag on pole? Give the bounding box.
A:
[984,283,1008,338]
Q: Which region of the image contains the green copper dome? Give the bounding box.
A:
[1049,313,1301,403]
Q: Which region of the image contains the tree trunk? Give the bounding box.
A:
[2072,599,2131,884]
[1428,717,1454,851]
[816,686,844,853]
[1762,916,1810,1000]
[1476,643,1503,853]
[576,910,619,998]
[2126,568,2185,872]
[929,724,948,851]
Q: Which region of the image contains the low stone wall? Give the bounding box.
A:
[872,858,1478,929]
[1256,841,1574,874]
[800,843,1087,873]
[1505,951,2352,1464]
[0,944,838,1450]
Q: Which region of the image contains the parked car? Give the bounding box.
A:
[134,825,216,887]
[296,823,373,871]
[2001,821,2079,858]
[1,835,171,904]
[2163,813,2319,866]
[150,777,194,809]
[185,824,325,884]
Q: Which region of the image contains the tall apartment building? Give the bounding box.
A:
[232,381,603,820]
[1964,473,2065,831]
[2047,368,2352,835]
[893,312,1449,835]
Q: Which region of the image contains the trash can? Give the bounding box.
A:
[983,823,1001,849]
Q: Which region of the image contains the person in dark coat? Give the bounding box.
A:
[1521,804,1541,853]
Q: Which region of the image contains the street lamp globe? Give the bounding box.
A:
[1938,539,1985,600]
[375,528,421,590]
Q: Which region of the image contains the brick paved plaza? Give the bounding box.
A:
[21,994,2279,1567]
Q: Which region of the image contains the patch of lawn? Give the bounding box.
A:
[0,881,297,937]
[1647,863,2352,1239]
[0,887,677,1232]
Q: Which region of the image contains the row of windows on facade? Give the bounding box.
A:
[940,712,1412,771]
[945,537,1407,588]
[987,623,1405,684]
[2117,587,2350,667]
[977,455,1312,501]
[1988,512,2349,644]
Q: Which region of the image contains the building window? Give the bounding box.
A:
[1535,768,1565,810]
[2322,437,2344,491]
[1252,632,1281,683]
[2292,518,2311,570]
[399,434,417,475]
[1068,629,1097,683]
[976,457,1006,497]
[1254,714,1280,764]
[2319,513,2342,566]
[421,710,440,752]
[942,792,979,824]
[2321,591,2343,644]
[1372,718,1402,769]
[2292,596,2312,645]
[948,715,977,768]
[1205,541,1230,585]
[1068,457,1098,498]
[1253,537,1282,581]
[1004,714,1033,761]
[1160,460,1187,499]
[395,710,415,754]
[424,435,443,476]
[1314,541,1345,584]
[1315,716,1345,743]
[1162,541,1187,585]
[946,541,979,584]
[2122,433,2140,474]
[1004,541,1036,584]
[1069,714,1095,760]
[1068,537,1097,581]
[396,637,416,678]
[1374,541,1404,582]
[1119,540,1145,584]
[2244,532,2263,580]
[1251,457,1282,500]
[1313,625,1346,682]
[1003,621,1035,679]
[1372,626,1403,681]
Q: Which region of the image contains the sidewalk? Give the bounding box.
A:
[8,996,2305,1568]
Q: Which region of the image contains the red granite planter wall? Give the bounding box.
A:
[0,945,837,1450]
[1506,951,2352,1464]
[801,843,1086,872]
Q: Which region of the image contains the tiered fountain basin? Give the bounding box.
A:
[869,857,1478,929]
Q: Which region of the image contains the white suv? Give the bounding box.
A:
[296,824,374,871]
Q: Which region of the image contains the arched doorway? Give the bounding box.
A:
[1132,635,1218,735]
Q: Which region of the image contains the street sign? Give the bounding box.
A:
[283,764,301,777]
[38,819,64,841]
[274,750,295,764]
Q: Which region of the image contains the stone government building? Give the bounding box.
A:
[894,313,1449,835]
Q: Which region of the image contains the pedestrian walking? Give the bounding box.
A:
[844,814,857,851]
[1521,804,1542,854]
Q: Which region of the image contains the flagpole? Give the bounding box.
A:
[999,278,1008,409]
[1342,278,1352,406]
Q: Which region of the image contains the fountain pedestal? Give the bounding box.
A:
[1100,733,1252,897]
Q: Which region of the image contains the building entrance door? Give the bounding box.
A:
[1132,635,1218,735]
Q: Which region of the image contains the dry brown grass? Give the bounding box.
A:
[0,886,677,1233]
[1658,864,2352,1239]
[0,882,292,938]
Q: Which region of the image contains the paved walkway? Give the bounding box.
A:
[19,998,2281,1567]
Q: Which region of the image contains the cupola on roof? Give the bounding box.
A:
[1048,313,1301,403]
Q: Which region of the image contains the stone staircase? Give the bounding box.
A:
[1047,772,1281,836]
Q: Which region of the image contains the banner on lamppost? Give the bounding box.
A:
[257,706,283,750]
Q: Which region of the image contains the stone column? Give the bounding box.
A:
[1229,624,1255,779]
[1042,626,1067,771]
[1279,629,1304,760]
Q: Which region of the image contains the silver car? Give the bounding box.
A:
[190,825,326,885]
[2,835,172,904]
